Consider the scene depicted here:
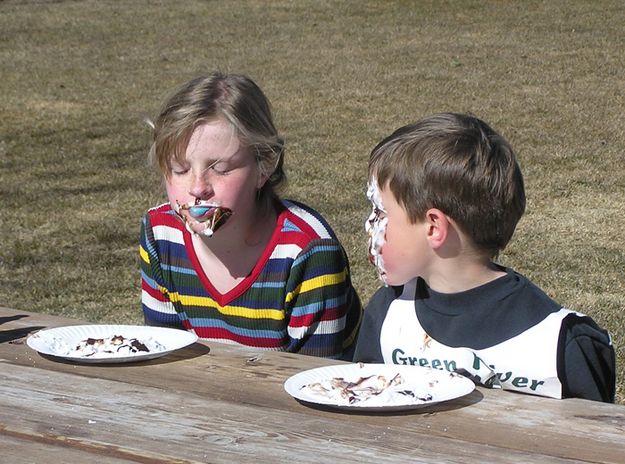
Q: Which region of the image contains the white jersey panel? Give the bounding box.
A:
[380,280,578,399]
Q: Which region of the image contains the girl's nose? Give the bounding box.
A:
[189,171,213,199]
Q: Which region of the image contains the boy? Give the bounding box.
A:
[353,113,615,402]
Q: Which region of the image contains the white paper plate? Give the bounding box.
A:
[27,324,198,364]
[284,363,475,411]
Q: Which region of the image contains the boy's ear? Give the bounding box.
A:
[425,208,449,249]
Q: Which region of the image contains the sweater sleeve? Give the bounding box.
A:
[139,214,185,329]
[283,238,362,358]
[352,286,402,363]
[558,314,616,402]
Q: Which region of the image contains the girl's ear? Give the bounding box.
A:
[256,171,269,190]
[255,156,272,189]
[425,208,449,249]
[255,155,274,190]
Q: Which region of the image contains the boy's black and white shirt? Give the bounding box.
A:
[353,268,615,402]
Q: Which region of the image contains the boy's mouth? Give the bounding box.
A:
[175,200,233,237]
[365,180,388,282]
[366,210,388,282]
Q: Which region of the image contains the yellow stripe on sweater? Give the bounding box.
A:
[167,291,286,321]
[285,270,346,303]
[139,245,150,264]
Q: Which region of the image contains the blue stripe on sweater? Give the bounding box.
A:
[185,317,286,340]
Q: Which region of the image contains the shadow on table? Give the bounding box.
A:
[32,342,211,366]
[0,314,45,344]
[1,313,211,365]
[294,389,484,416]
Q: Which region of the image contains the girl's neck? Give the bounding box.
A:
[190,202,279,294]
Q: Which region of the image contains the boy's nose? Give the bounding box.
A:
[189,172,213,199]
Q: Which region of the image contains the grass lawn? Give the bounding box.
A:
[1,0,623,403]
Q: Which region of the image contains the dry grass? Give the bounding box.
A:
[1,0,623,402]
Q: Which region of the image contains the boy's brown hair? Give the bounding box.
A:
[369,112,526,257]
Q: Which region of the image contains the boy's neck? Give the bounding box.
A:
[424,258,506,294]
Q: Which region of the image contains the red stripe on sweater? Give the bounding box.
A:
[193,327,285,348]
[288,306,344,327]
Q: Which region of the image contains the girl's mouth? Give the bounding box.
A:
[175,200,233,237]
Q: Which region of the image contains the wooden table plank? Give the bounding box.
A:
[4,339,623,462]
[0,364,587,464]
[1,307,624,463]
[0,433,147,464]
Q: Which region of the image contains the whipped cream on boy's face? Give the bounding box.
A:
[365,179,388,283]
[174,199,233,237]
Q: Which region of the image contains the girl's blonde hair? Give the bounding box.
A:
[149,71,286,206]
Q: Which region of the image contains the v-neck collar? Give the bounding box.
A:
[183,206,286,307]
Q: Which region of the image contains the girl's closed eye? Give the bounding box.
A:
[210,161,233,175]
[171,163,190,176]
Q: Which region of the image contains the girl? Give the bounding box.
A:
[140,72,361,358]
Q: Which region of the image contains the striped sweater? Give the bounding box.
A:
[140,200,362,358]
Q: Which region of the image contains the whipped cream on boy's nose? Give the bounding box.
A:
[365,180,388,283]
[175,200,232,237]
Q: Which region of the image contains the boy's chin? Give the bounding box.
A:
[380,274,412,287]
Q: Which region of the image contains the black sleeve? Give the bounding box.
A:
[352,286,402,363]
[558,314,616,403]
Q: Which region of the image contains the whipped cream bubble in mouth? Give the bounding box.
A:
[365,180,388,283]
[175,199,233,237]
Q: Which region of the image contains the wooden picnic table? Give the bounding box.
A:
[1,306,624,463]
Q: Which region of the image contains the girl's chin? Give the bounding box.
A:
[187,221,216,237]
